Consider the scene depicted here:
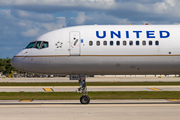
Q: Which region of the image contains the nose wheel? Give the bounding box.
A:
[80,95,90,104]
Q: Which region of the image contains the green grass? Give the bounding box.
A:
[0,91,180,100]
[0,82,180,86]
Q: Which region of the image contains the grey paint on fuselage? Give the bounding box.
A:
[19,56,178,75]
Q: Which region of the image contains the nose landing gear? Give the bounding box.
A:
[77,80,90,104]
[70,74,90,104]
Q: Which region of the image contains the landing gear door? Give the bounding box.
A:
[70,74,86,80]
[69,31,80,56]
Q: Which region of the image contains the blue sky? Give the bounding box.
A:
[0,0,180,58]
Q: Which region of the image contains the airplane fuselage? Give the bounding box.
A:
[11,25,180,75]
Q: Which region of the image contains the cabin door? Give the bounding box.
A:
[69,31,80,56]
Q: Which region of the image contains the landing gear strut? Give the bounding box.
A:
[77,80,90,104]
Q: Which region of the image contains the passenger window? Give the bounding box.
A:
[103,41,107,46]
[40,41,49,49]
[123,41,126,46]
[34,41,42,49]
[136,41,139,46]
[116,41,120,46]
[26,42,36,49]
[155,41,159,45]
[97,41,100,46]
[149,41,152,46]
[142,41,146,46]
[89,41,93,46]
[110,41,113,46]
[129,41,133,46]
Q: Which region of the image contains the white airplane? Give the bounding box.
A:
[11,25,180,104]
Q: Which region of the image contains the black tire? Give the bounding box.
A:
[80,95,90,104]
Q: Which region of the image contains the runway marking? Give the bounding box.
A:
[149,88,162,91]
[20,100,32,102]
[168,99,180,101]
[43,88,54,91]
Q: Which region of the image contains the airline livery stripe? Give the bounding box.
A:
[81,55,180,57]
[14,55,180,57]
[14,55,69,57]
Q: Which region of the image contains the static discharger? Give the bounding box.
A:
[43,88,54,92]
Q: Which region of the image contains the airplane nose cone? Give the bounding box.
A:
[11,56,24,71]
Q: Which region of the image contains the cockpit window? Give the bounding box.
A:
[26,41,48,49]
[40,41,49,49]
[34,41,42,49]
[26,42,36,48]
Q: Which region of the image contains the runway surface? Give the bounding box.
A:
[1,77,179,119]
[0,100,180,120]
[0,86,180,92]
[1,99,180,105]
[1,77,180,82]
